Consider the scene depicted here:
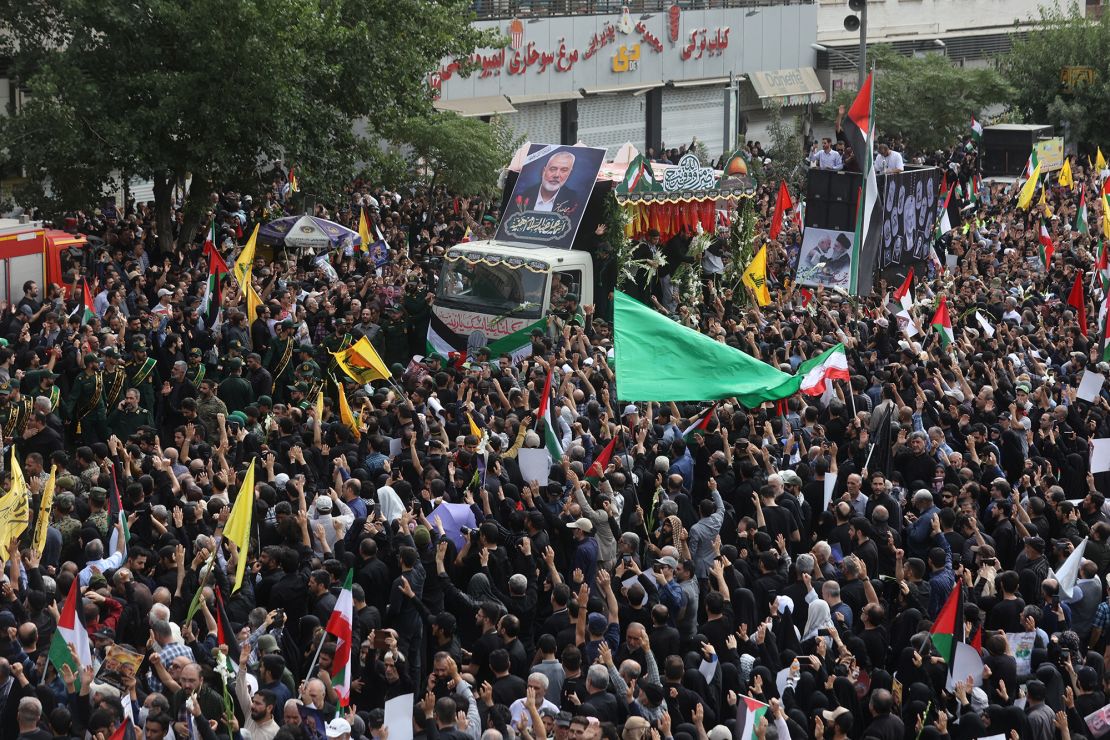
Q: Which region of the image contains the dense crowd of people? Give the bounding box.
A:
[0,130,1108,740]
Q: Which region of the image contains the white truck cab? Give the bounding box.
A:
[428,240,595,359]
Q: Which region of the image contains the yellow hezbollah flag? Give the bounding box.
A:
[224,459,256,592]
[358,207,372,255]
[1058,157,1074,189]
[1098,147,1107,172]
[335,381,362,440]
[0,448,30,546]
[1103,193,1110,239]
[333,336,390,385]
[31,465,56,555]
[314,390,325,424]
[1017,162,1041,210]
[234,223,259,290]
[244,266,263,325]
[742,245,771,306]
[467,413,482,439]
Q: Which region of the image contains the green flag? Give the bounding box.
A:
[613,291,802,405]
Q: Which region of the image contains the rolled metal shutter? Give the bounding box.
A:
[505,103,563,147]
[577,95,647,159]
[661,87,728,161]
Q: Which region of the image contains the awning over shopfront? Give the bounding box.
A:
[433,95,517,117]
[748,68,826,108]
[669,76,732,89]
[507,91,583,105]
[581,80,663,96]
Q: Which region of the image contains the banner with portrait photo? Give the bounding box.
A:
[795,228,854,290]
[877,168,942,270]
[496,144,606,249]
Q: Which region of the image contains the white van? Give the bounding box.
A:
[427,240,595,360]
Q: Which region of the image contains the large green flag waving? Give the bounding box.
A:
[613,291,807,406]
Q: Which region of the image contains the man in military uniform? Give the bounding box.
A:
[86,486,110,540]
[53,490,83,564]
[264,319,296,403]
[101,347,129,410]
[217,339,246,380]
[65,353,108,445]
[23,369,61,415]
[107,387,154,441]
[218,358,253,413]
[286,382,312,412]
[323,318,354,375]
[0,379,32,453]
[185,347,207,387]
[195,378,228,439]
[126,337,160,414]
[294,361,324,403]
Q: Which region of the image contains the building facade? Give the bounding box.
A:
[433,1,823,160]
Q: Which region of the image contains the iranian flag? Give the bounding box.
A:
[585,434,619,485]
[536,366,564,462]
[48,583,92,691]
[681,404,716,443]
[737,695,769,740]
[620,154,656,193]
[1068,272,1089,337]
[201,222,230,328]
[1038,220,1055,269]
[1078,190,1089,234]
[326,569,354,706]
[970,116,982,143]
[1026,148,1039,178]
[79,279,96,325]
[797,344,850,396]
[893,267,914,311]
[931,297,954,348]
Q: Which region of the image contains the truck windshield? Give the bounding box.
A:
[437,254,547,320]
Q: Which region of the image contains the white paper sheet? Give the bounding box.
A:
[517,448,553,486]
[823,474,837,512]
[385,694,414,740]
[1092,439,1110,474]
[387,437,403,459]
[1079,371,1107,402]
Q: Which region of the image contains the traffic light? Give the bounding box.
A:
[844,0,864,32]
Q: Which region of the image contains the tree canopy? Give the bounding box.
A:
[823,46,1013,154]
[0,0,496,247]
[1001,2,1110,152]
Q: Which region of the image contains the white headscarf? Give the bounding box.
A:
[377,485,405,523]
[802,599,836,642]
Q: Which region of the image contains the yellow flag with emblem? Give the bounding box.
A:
[1098,147,1107,172]
[244,266,263,325]
[224,458,255,592]
[0,448,31,546]
[742,245,771,306]
[358,208,372,255]
[31,465,56,555]
[333,336,390,385]
[1017,162,1041,210]
[335,381,362,440]
[1058,157,1074,189]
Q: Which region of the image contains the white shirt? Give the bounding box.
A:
[809,149,843,171]
[509,697,560,729]
[78,550,125,587]
[534,189,559,212]
[876,149,904,174]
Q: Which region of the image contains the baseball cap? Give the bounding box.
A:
[1024,535,1045,552]
[587,612,607,635]
[157,288,172,298]
[623,404,638,416]
[780,470,803,487]
[257,634,280,655]
[555,712,573,728]
[325,718,352,738]
[316,496,333,513]
[657,555,678,569]
[566,517,593,533]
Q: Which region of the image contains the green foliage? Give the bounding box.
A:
[763,104,806,194]
[1001,2,1110,149]
[821,45,1013,153]
[391,113,519,197]
[0,0,495,245]
[723,197,757,298]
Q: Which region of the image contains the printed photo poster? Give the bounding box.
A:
[877,168,941,269]
[497,144,606,249]
[795,227,854,290]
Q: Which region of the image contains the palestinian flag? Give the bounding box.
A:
[326,570,354,707]
[893,267,914,311]
[969,624,983,653]
[769,180,793,242]
[970,116,982,143]
[201,222,230,328]
[1038,220,1055,269]
[842,72,881,296]
[798,344,851,395]
[48,582,92,691]
[79,279,96,325]
[970,173,982,206]
[108,718,137,740]
[585,434,619,485]
[931,297,954,348]
[1078,190,1089,234]
[1094,240,1110,293]
[737,696,769,740]
[426,314,546,364]
[1068,271,1089,337]
[214,586,240,675]
[937,185,953,236]
[536,366,564,462]
[929,582,964,668]
[681,404,716,443]
[107,464,130,556]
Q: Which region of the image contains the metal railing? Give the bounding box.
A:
[472,0,813,20]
